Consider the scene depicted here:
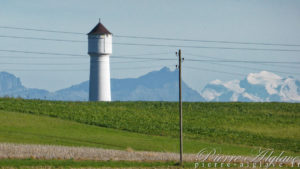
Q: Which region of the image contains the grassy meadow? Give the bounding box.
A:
[0,98,299,154]
[0,110,255,155]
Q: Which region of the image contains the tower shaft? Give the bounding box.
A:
[89,54,111,101]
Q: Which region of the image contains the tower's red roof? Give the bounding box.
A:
[88,22,111,35]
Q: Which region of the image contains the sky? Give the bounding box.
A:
[0,0,300,92]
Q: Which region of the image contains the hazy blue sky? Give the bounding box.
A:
[0,0,300,92]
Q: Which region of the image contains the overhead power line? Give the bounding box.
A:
[1,49,299,64]
[0,35,85,43]
[184,52,300,69]
[110,52,171,57]
[0,59,175,65]
[0,52,171,60]
[185,66,298,80]
[0,55,174,64]
[113,42,300,52]
[1,35,300,52]
[1,65,174,72]
[0,55,85,59]
[186,58,300,64]
[0,26,85,35]
[1,69,88,72]
[256,63,300,69]
[112,59,174,63]
[1,25,300,47]
[114,35,300,47]
[185,66,245,76]
[0,49,85,57]
[0,62,87,65]
[0,49,175,60]
[184,53,299,75]
[194,61,300,75]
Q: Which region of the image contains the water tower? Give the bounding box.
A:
[87,20,112,101]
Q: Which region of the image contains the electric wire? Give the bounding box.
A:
[0,49,175,60]
[1,25,300,47]
[184,52,300,74]
[1,34,300,52]
[185,66,245,76]
[186,58,300,64]
[1,65,174,71]
[1,25,299,76]
[0,49,299,64]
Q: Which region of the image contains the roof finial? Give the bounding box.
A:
[99,18,101,23]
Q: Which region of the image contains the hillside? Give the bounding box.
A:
[0,98,299,153]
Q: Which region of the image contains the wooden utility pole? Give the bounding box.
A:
[178,49,183,165]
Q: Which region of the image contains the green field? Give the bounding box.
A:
[0,98,299,155]
[0,110,258,155]
[0,159,292,169]
[0,159,190,168]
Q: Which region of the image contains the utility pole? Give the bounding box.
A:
[178,49,183,165]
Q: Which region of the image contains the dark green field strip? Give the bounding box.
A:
[0,159,293,168]
[0,110,258,155]
[0,159,187,168]
[185,127,299,152]
[0,98,299,152]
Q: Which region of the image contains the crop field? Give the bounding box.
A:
[0,158,192,168]
[0,98,299,154]
[0,110,256,155]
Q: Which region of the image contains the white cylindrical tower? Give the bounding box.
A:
[88,21,112,101]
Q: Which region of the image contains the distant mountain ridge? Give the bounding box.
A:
[1,68,299,102]
[111,67,203,101]
[0,72,49,99]
[0,67,204,101]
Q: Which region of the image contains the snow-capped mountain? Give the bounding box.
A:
[201,71,300,102]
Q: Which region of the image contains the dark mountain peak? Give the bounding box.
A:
[146,66,172,75]
[140,67,177,81]
[125,67,177,92]
[160,66,171,72]
[0,71,16,78]
[0,71,24,92]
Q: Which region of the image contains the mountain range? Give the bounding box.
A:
[0,67,299,102]
[201,71,300,102]
[0,67,204,102]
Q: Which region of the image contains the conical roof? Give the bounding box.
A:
[88,22,111,35]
